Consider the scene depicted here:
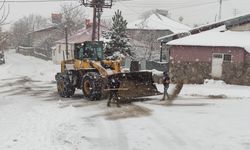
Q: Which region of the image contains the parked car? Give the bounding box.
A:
[0,50,5,64]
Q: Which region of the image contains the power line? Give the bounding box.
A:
[63,4,82,14]
[115,0,230,11]
[0,0,78,3]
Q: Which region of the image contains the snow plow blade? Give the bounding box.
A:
[111,71,160,99]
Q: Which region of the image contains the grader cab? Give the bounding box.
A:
[55,41,159,100]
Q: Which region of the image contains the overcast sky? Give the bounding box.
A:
[1,0,250,30]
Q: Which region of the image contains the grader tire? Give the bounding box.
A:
[56,74,75,98]
[82,72,102,100]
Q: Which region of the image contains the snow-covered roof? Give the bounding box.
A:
[27,26,58,35]
[158,14,250,42]
[168,26,250,53]
[56,28,92,44]
[56,25,108,44]
[127,13,191,33]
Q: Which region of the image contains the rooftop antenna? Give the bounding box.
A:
[218,0,222,21]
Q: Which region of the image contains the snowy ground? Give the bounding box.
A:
[1,50,250,150]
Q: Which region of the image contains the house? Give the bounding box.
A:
[52,25,108,64]
[127,11,190,61]
[27,25,64,59]
[166,20,250,85]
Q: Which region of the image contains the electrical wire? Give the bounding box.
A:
[115,0,230,11]
[0,0,78,3]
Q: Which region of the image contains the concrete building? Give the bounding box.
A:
[127,12,190,61]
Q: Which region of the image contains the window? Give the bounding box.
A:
[224,54,232,62]
[213,53,223,59]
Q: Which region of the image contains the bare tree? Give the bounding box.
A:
[0,0,10,26]
[11,14,49,47]
[129,9,173,60]
[60,3,86,35]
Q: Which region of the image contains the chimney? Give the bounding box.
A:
[85,19,92,29]
[51,13,62,24]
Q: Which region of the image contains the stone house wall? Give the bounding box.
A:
[222,62,250,85]
[245,52,250,62]
[169,61,211,84]
[229,22,250,31]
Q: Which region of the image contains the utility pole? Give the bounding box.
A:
[92,7,97,41]
[81,0,113,41]
[160,42,163,62]
[65,25,69,59]
[218,0,222,21]
[97,8,102,41]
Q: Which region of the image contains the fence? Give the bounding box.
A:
[146,60,168,72]
[16,46,51,61]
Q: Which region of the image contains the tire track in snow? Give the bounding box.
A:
[95,117,129,150]
[131,103,203,150]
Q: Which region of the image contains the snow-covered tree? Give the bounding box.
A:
[106,10,131,57]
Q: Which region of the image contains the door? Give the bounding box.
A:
[211,53,223,78]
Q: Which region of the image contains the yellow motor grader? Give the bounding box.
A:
[55,41,160,100]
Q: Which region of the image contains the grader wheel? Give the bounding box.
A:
[82,72,102,100]
[56,73,75,98]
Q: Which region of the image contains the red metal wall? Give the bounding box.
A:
[170,45,246,63]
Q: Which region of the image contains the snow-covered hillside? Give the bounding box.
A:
[1,50,250,150]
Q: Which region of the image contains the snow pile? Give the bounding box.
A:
[168,26,250,53]
[204,79,226,85]
[140,69,163,77]
[127,13,191,33]
[106,51,126,60]
[151,69,163,76]
[0,50,58,82]
[178,83,250,99]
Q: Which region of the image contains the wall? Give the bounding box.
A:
[169,45,250,85]
[146,60,168,71]
[245,52,250,62]
[17,46,51,61]
[170,61,211,84]
[170,46,245,63]
[52,43,74,64]
[127,29,172,42]
[127,29,172,61]
[229,22,250,31]
[222,62,250,85]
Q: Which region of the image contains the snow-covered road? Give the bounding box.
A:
[1,50,250,150]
